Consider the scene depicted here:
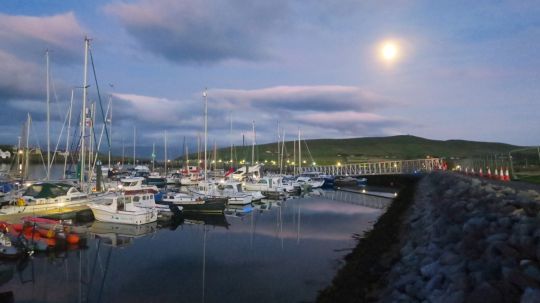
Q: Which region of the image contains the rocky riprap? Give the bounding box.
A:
[381,173,540,303]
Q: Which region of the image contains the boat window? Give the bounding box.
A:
[24,185,42,197]
[133,196,140,202]
[236,184,242,192]
[257,180,267,184]
[150,195,154,199]
[117,198,125,211]
[225,185,233,189]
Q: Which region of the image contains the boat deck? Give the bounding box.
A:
[0,205,91,224]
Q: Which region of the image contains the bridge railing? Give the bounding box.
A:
[299,158,443,176]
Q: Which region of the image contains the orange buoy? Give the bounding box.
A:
[38,229,56,238]
[45,237,57,247]
[486,167,492,179]
[12,224,23,232]
[66,233,80,245]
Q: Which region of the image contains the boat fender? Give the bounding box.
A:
[66,233,80,245]
[17,198,26,206]
[0,222,8,233]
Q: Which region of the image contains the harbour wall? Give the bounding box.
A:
[318,173,540,302]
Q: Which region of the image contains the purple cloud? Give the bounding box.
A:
[105,0,289,63]
[209,85,391,112]
[0,12,86,63]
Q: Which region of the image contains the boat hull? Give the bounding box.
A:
[89,206,158,225]
[162,198,226,214]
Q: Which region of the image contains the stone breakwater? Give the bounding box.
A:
[381,173,540,302]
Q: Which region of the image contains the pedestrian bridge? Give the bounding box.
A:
[300,158,444,176]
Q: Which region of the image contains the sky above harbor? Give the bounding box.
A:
[1,0,539,158]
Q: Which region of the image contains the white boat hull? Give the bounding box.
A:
[90,206,158,225]
[227,195,252,205]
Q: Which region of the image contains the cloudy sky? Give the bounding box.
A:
[1,0,539,158]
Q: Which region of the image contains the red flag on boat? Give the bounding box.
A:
[224,168,235,177]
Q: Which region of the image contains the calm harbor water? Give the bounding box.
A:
[0,164,388,302]
[0,193,385,303]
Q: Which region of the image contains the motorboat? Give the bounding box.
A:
[117,177,158,195]
[0,182,91,215]
[180,172,203,186]
[146,172,167,188]
[116,177,173,216]
[166,172,182,185]
[160,192,226,214]
[89,195,158,225]
[191,181,254,205]
[244,176,294,194]
[299,172,334,188]
[296,175,325,189]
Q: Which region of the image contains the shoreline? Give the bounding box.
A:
[317,175,421,302]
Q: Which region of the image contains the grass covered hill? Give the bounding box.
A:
[227,135,521,165]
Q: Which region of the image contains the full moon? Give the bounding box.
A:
[380,41,399,62]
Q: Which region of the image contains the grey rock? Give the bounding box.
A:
[489,241,520,259]
[425,273,444,292]
[497,217,512,229]
[470,178,481,187]
[486,233,509,242]
[466,282,503,303]
[463,216,488,233]
[504,269,540,290]
[467,260,484,272]
[501,187,516,196]
[394,272,419,290]
[420,261,440,278]
[523,263,540,283]
[520,287,540,303]
[441,290,465,303]
[440,251,460,265]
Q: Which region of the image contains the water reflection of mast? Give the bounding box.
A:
[202,226,208,303]
[296,202,301,244]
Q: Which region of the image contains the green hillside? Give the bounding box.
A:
[217,135,521,165]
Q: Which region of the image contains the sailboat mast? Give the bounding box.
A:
[293,136,296,175]
[121,137,124,166]
[108,95,112,170]
[152,142,155,171]
[24,114,31,181]
[280,130,285,175]
[46,49,51,180]
[276,120,280,171]
[230,114,233,167]
[203,89,208,190]
[185,141,189,170]
[133,126,136,166]
[164,130,168,174]
[213,140,217,171]
[63,89,74,179]
[80,37,89,188]
[298,128,301,174]
[197,134,200,169]
[251,121,255,165]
